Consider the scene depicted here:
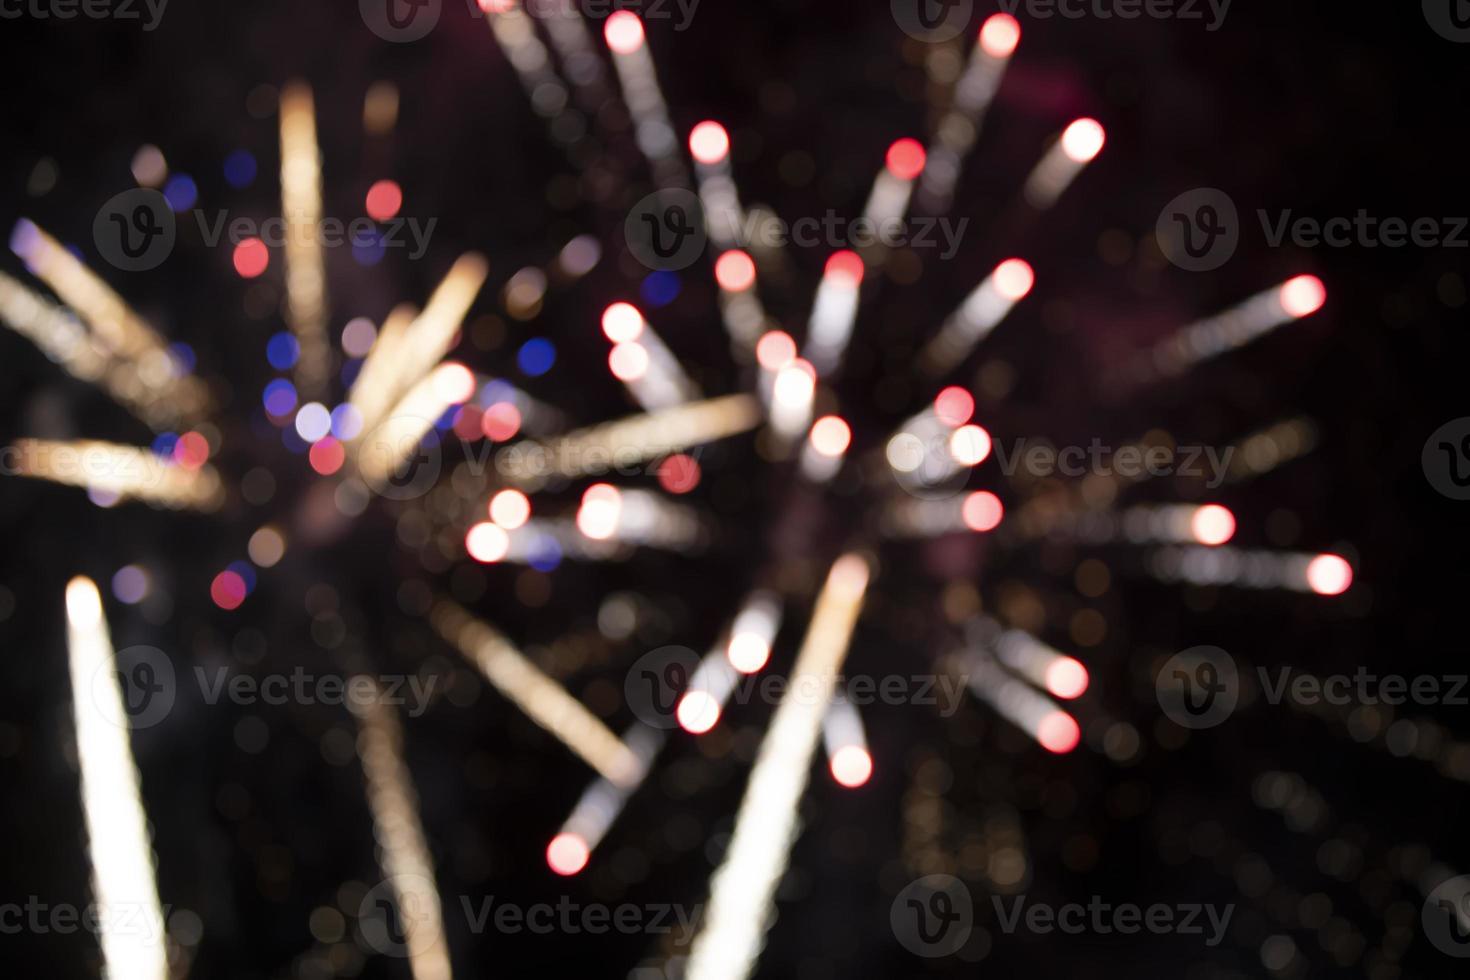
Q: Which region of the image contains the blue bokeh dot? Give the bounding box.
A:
[517,338,556,377]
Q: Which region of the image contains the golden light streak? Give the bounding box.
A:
[8,223,210,429]
[352,688,454,980]
[429,599,642,786]
[65,577,169,980]
[685,554,872,980]
[354,364,466,490]
[9,438,225,511]
[496,394,761,486]
[347,304,419,436]
[386,254,489,407]
[279,81,331,400]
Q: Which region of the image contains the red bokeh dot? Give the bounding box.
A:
[365,180,403,222]
[308,436,346,476]
[885,138,927,181]
[173,431,210,470]
[546,833,590,876]
[824,250,865,287]
[962,491,1004,532]
[232,238,269,279]
[1037,711,1081,754]
[933,386,975,427]
[658,454,702,494]
[714,250,757,292]
[481,402,523,442]
[210,570,248,611]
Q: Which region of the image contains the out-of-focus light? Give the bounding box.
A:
[330,403,363,440]
[295,402,332,442]
[934,386,975,426]
[727,634,771,674]
[173,431,210,470]
[1279,275,1327,318]
[233,238,270,279]
[481,402,522,442]
[210,570,248,610]
[308,436,346,475]
[247,526,286,568]
[1190,504,1236,546]
[266,331,300,370]
[829,745,873,788]
[162,174,197,211]
[641,271,680,308]
[223,149,257,189]
[489,489,531,530]
[111,565,150,605]
[886,432,926,474]
[365,179,403,222]
[949,424,992,466]
[608,342,650,381]
[1306,554,1353,596]
[809,416,851,457]
[658,454,702,494]
[1061,118,1106,163]
[714,250,756,292]
[546,832,590,876]
[1037,711,1081,753]
[601,302,645,343]
[824,250,864,287]
[604,11,645,53]
[994,258,1035,300]
[517,338,556,377]
[979,12,1021,57]
[755,331,797,371]
[772,359,816,407]
[341,317,377,358]
[1044,658,1090,700]
[131,145,167,187]
[432,362,477,404]
[677,690,722,734]
[466,522,510,563]
[885,138,927,181]
[962,491,1004,532]
[263,379,298,417]
[577,484,622,540]
[689,121,731,165]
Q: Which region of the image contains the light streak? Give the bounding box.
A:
[8,438,225,511]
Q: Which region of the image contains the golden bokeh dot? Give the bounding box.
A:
[1075,559,1110,597]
